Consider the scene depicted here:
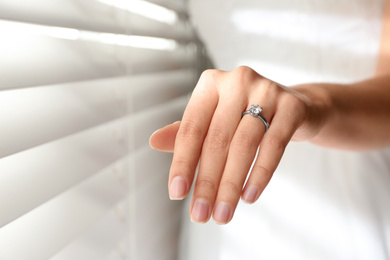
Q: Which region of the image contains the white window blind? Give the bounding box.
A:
[0,0,199,259]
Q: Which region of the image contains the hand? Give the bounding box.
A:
[150,66,327,224]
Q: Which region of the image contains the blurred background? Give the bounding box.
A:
[0,0,202,259]
[2,1,389,259]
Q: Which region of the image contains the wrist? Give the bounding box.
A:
[290,83,337,144]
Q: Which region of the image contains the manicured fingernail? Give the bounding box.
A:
[242,185,259,203]
[213,202,231,224]
[149,129,161,149]
[169,176,187,200]
[151,128,161,136]
[191,199,210,223]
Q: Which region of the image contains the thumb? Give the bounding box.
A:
[149,121,181,153]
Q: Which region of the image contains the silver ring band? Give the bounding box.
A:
[242,105,270,132]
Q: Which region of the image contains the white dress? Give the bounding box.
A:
[179,1,390,259]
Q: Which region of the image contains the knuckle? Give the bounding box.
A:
[252,164,273,179]
[231,131,258,153]
[232,66,257,87]
[172,160,192,172]
[265,135,287,152]
[234,66,256,76]
[234,66,254,73]
[177,120,203,141]
[258,78,281,95]
[197,177,218,192]
[198,69,225,93]
[199,69,220,85]
[171,159,193,174]
[205,128,230,150]
[221,179,242,196]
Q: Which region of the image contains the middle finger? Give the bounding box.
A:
[189,88,246,223]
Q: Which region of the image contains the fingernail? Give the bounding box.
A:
[149,129,161,149]
[191,199,210,223]
[242,185,259,204]
[213,202,231,224]
[169,176,187,200]
[151,128,161,136]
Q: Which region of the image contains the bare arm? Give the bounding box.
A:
[295,0,390,150]
[293,76,390,150]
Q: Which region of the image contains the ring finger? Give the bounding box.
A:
[212,99,276,224]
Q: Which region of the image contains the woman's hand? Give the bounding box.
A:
[150,66,329,224]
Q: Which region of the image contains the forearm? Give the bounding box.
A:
[293,75,390,150]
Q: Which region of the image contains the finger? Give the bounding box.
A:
[241,95,304,204]
[169,70,220,201]
[189,92,247,223]
[149,121,181,152]
[212,102,276,224]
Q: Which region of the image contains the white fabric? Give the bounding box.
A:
[188,0,384,85]
[179,0,390,259]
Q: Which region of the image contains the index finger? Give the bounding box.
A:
[168,70,221,200]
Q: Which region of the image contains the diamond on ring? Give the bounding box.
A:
[242,104,270,133]
[249,105,263,116]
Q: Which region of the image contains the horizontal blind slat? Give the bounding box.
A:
[0,69,195,158]
[129,14,193,41]
[0,95,188,229]
[0,1,196,258]
[148,0,187,13]
[0,0,126,33]
[0,0,127,33]
[0,118,127,229]
[130,147,183,260]
[0,161,128,259]
[106,238,131,260]
[51,206,129,260]
[0,22,196,90]
[0,0,189,40]
[129,96,188,151]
